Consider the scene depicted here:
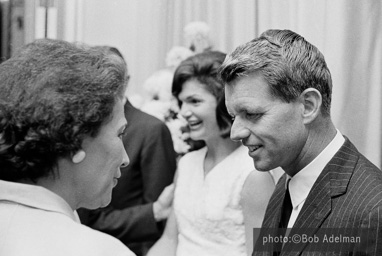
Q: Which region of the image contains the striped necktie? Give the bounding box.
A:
[279,179,292,229]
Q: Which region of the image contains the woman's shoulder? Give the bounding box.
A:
[175,147,207,183]
[241,167,285,203]
[244,169,274,186]
[178,146,207,164]
[240,170,276,213]
[244,166,285,188]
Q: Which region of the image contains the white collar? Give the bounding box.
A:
[0,179,80,222]
[287,130,345,208]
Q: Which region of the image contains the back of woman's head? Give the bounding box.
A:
[0,39,128,182]
[172,50,232,138]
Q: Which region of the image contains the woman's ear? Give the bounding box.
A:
[72,150,86,164]
[299,88,322,124]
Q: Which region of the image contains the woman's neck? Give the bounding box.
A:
[203,137,241,175]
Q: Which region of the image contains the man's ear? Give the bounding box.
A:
[72,150,86,164]
[299,88,322,124]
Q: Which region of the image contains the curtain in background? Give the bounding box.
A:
[255,0,381,168]
[62,0,381,167]
[62,0,257,96]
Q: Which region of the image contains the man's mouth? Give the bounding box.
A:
[248,145,262,152]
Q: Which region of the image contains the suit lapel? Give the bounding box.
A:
[254,138,360,255]
[282,168,332,254]
[253,174,287,255]
[263,174,287,228]
[282,138,359,254]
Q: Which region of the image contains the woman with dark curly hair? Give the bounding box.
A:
[0,39,134,256]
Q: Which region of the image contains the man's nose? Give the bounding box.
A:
[230,118,250,142]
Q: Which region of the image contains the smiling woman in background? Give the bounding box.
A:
[147,51,279,256]
[0,39,134,256]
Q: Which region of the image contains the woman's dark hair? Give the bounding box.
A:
[0,39,128,182]
[172,51,231,138]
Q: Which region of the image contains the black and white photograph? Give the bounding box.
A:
[0,0,381,255]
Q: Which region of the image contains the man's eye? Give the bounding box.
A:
[246,113,262,120]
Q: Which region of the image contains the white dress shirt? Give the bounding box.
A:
[0,180,135,256]
[286,130,345,228]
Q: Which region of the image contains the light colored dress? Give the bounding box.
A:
[174,145,254,256]
[0,180,135,256]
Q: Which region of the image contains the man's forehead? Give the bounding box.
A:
[224,85,237,106]
[225,79,276,112]
[225,87,253,110]
[224,79,252,99]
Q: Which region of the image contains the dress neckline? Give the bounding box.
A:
[201,145,244,180]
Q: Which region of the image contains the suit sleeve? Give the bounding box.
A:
[355,206,382,255]
[78,203,159,243]
[140,121,177,204]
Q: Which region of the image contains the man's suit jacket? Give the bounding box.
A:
[79,100,177,255]
[254,137,382,256]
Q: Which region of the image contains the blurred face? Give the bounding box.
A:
[76,99,129,209]
[225,71,308,174]
[178,79,220,142]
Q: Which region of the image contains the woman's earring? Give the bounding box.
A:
[72,150,86,164]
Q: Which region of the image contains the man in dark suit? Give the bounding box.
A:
[219,29,382,255]
[78,46,177,256]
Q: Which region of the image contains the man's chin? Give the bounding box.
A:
[253,160,272,172]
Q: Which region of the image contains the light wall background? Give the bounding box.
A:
[28,0,381,168]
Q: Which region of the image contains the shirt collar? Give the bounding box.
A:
[0,180,80,222]
[287,130,345,208]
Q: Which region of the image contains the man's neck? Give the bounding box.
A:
[285,119,337,177]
